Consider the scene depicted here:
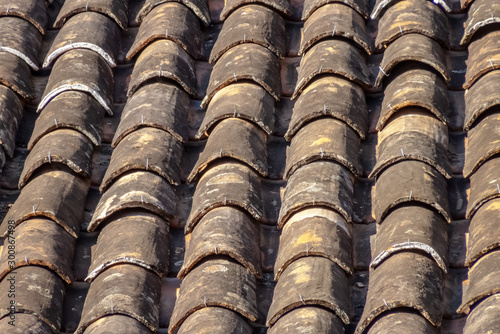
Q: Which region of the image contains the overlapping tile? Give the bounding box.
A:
[202,43,281,106]
[463,70,500,130]
[100,127,183,191]
[168,258,258,333]
[112,82,189,145]
[462,294,500,334]
[458,250,500,314]
[274,208,353,279]
[86,211,170,282]
[0,52,33,101]
[286,76,368,140]
[177,307,253,334]
[300,3,370,55]
[267,256,352,326]
[285,118,362,178]
[278,161,354,227]
[89,171,176,231]
[38,49,114,115]
[268,306,344,334]
[302,0,369,20]
[136,0,211,27]
[1,168,90,238]
[375,33,450,88]
[126,2,201,60]
[0,0,47,34]
[54,0,128,30]
[0,85,24,159]
[371,0,452,19]
[127,39,196,97]
[188,118,268,182]
[373,160,450,223]
[28,91,105,149]
[0,218,75,284]
[376,65,450,131]
[370,205,448,272]
[44,11,120,68]
[195,83,275,139]
[0,266,65,332]
[186,162,264,232]
[76,264,162,333]
[375,0,449,50]
[19,129,94,188]
[0,16,41,70]
[210,5,286,62]
[293,39,371,99]
[220,0,292,20]
[356,252,444,333]
[179,206,261,278]
[461,0,500,46]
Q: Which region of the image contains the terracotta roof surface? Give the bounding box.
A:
[0,0,495,333]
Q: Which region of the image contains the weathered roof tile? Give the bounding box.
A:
[186,162,264,233]
[267,256,352,326]
[463,294,500,334]
[1,168,90,238]
[467,157,500,219]
[0,0,47,34]
[303,0,369,20]
[44,11,120,68]
[371,205,448,273]
[294,39,371,99]
[467,198,500,266]
[0,266,65,332]
[286,76,368,140]
[76,264,162,333]
[301,3,370,56]
[356,252,444,333]
[54,0,128,30]
[179,206,261,279]
[177,307,253,334]
[19,129,94,189]
[0,52,33,101]
[220,0,292,20]
[196,83,275,139]
[38,49,114,115]
[136,0,211,27]
[464,70,500,130]
[274,208,353,279]
[127,2,201,61]
[268,306,344,334]
[89,171,176,231]
[0,16,41,70]
[86,211,170,282]
[101,127,183,191]
[127,40,197,98]
[211,5,286,63]
[461,0,500,46]
[0,218,75,284]
[188,118,268,183]
[169,258,258,333]
[0,85,24,158]
[202,43,281,107]
[28,91,105,149]
[375,34,450,88]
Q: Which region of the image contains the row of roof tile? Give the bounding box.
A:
[459,1,500,331]
[356,1,453,333]
[267,0,370,332]
[169,0,288,332]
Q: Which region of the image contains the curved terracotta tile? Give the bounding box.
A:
[188,118,268,183]
[0,16,41,70]
[136,0,210,27]
[179,207,261,279]
[463,294,500,334]
[302,0,369,20]
[210,5,286,63]
[286,76,367,141]
[464,29,500,89]
[0,85,24,158]
[461,0,500,46]
[202,43,281,107]
[0,0,47,34]
[86,211,169,282]
[169,259,258,333]
[267,256,352,326]
[178,307,252,334]
[301,3,370,56]
[54,0,128,30]
[464,70,500,130]
[220,0,291,21]
[101,127,183,192]
[268,306,344,334]
[196,83,275,139]
[467,157,500,219]
[29,91,104,150]
[127,2,201,61]
[467,198,500,266]
[371,0,451,19]
[274,208,353,280]
[44,11,120,68]
[293,39,370,99]
[278,161,355,228]
[0,52,33,100]
[127,40,196,97]
[38,49,114,115]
